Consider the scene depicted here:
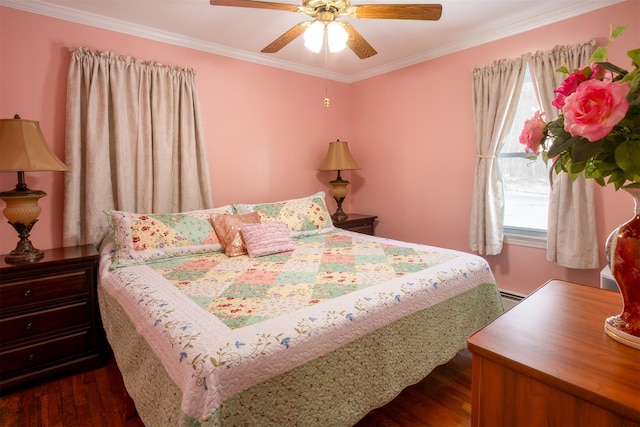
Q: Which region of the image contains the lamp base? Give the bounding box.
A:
[1,178,47,264]
[4,220,44,264]
[331,206,348,222]
[5,247,44,264]
[329,172,350,223]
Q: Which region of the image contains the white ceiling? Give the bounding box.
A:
[1,0,623,82]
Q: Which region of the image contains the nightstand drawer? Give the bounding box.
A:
[333,214,378,236]
[0,301,91,344]
[0,330,92,376]
[346,223,375,235]
[0,270,90,312]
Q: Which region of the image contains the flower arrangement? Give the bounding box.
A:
[519,26,640,190]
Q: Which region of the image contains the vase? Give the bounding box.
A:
[604,183,640,349]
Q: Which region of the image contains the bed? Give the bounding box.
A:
[97,192,503,426]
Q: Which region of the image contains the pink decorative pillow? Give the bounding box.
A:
[211,212,261,257]
[240,221,295,258]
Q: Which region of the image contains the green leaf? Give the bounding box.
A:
[628,48,640,69]
[615,141,640,178]
[550,159,565,181]
[607,170,626,190]
[591,46,608,63]
[624,67,640,92]
[547,135,583,158]
[571,139,602,163]
[611,25,627,40]
[566,161,586,176]
[546,116,566,134]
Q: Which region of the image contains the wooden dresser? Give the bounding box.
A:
[467,279,640,426]
[0,245,106,392]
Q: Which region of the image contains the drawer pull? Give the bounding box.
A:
[24,289,32,297]
[25,322,33,330]
[27,353,35,361]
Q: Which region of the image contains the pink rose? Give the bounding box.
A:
[519,111,546,154]
[589,62,608,80]
[552,70,589,109]
[562,79,630,142]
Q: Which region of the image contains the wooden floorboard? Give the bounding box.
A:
[0,349,472,426]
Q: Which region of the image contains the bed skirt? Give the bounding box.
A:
[99,281,501,426]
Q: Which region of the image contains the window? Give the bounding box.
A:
[498,67,550,247]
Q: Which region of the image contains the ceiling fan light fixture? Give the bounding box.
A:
[303,20,324,53]
[327,21,348,53]
[211,0,443,59]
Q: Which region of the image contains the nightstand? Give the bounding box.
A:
[333,213,377,235]
[0,245,106,392]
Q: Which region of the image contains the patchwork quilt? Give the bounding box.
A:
[99,230,496,421]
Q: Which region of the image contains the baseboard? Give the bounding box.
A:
[500,290,526,311]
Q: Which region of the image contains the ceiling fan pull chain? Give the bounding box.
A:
[324,29,330,108]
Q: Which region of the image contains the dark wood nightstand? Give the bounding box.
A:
[0,245,106,393]
[333,213,377,235]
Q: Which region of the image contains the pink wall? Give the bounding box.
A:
[0,6,353,251]
[350,0,638,294]
[1,1,637,295]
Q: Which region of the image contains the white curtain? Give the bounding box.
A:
[526,40,599,268]
[469,57,525,255]
[63,47,214,247]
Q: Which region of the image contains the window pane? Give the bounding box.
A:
[500,67,550,232]
[499,157,549,230]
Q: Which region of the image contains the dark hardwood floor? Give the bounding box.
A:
[0,349,472,426]
[355,349,473,427]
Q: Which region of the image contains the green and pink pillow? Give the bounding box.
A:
[234,191,334,237]
[105,205,233,267]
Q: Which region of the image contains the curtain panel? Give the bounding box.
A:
[526,40,599,269]
[63,47,214,247]
[469,57,525,255]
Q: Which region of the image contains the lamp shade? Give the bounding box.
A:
[0,117,68,172]
[318,140,360,171]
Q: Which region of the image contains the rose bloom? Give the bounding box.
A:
[562,79,630,142]
[552,69,589,109]
[589,62,608,80]
[519,111,546,154]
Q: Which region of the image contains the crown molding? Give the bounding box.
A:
[0,0,350,82]
[1,0,625,84]
[347,0,625,82]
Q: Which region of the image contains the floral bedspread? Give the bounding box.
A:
[98,230,495,421]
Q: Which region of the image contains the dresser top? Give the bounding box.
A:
[468,279,640,421]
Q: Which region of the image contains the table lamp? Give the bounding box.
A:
[0,115,68,263]
[318,139,360,221]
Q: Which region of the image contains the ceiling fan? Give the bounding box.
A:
[209,0,443,59]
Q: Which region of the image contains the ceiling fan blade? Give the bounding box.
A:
[210,0,300,12]
[261,21,311,53]
[341,22,377,59]
[351,4,442,20]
